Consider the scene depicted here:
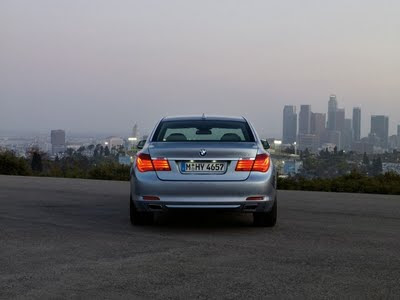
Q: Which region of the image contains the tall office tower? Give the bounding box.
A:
[51,130,66,155]
[370,115,389,149]
[132,123,138,139]
[327,95,338,130]
[299,105,311,135]
[397,124,400,148]
[335,108,345,131]
[342,118,353,150]
[345,119,352,131]
[311,113,326,135]
[352,107,361,141]
[282,105,297,144]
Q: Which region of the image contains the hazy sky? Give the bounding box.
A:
[1,0,399,138]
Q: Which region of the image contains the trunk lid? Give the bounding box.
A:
[148,142,258,181]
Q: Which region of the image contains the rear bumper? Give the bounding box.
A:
[130,169,277,213]
[135,199,274,213]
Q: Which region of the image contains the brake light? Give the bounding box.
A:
[252,153,270,172]
[136,153,154,172]
[152,158,171,171]
[236,153,270,173]
[136,153,171,172]
[235,158,254,171]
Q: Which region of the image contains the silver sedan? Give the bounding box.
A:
[130,115,277,226]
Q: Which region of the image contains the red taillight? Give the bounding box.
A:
[136,153,171,172]
[235,159,254,171]
[136,153,154,172]
[236,153,270,173]
[152,158,171,171]
[252,153,270,172]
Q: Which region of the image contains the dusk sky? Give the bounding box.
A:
[1,0,399,137]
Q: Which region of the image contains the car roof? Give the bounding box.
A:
[162,115,246,122]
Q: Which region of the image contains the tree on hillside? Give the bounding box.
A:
[93,144,102,158]
[66,148,74,156]
[77,146,85,153]
[0,150,31,176]
[363,152,370,166]
[31,152,43,173]
[371,157,383,176]
[104,146,110,156]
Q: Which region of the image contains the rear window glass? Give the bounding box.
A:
[152,120,255,142]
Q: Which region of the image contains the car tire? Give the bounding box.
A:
[130,197,154,225]
[253,198,277,227]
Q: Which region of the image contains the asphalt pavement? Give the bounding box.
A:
[0,175,399,299]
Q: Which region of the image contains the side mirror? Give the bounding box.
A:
[261,139,270,150]
[137,140,146,150]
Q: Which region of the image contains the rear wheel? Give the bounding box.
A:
[253,198,277,227]
[130,197,154,225]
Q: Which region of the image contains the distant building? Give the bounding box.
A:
[51,130,66,155]
[397,124,400,146]
[321,130,341,150]
[370,115,389,149]
[342,118,353,151]
[128,123,139,148]
[298,105,311,135]
[389,135,398,150]
[298,133,319,153]
[321,143,337,152]
[283,160,303,176]
[282,105,297,144]
[382,163,400,175]
[310,113,326,136]
[352,107,361,141]
[132,123,139,139]
[352,138,374,154]
[335,108,345,132]
[105,136,124,149]
[327,95,338,130]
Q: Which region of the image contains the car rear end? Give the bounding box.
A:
[130,116,277,226]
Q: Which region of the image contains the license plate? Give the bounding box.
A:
[181,161,227,173]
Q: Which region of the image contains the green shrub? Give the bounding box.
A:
[278,172,400,195]
[88,162,130,181]
[0,151,31,176]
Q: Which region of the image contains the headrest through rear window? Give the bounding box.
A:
[166,133,187,141]
[220,133,241,141]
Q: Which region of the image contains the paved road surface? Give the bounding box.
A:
[1,175,399,299]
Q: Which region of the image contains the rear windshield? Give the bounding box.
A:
[152,120,255,142]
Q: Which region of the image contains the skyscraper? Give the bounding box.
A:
[132,123,138,139]
[352,107,361,141]
[397,124,400,148]
[51,130,66,155]
[370,115,389,149]
[299,105,311,135]
[327,95,338,130]
[282,105,297,144]
[311,113,326,135]
[343,118,353,150]
[335,108,345,132]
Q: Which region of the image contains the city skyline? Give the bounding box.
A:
[282,95,399,153]
[1,1,400,138]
